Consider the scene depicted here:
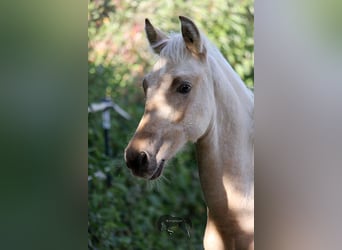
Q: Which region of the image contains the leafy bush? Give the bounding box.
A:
[88,1,253,249]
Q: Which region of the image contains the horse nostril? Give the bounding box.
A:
[125,146,156,178]
[138,151,150,170]
[125,148,150,170]
[139,151,148,166]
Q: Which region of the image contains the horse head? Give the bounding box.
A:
[125,16,215,180]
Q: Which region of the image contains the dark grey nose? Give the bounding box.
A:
[125,148,150,175]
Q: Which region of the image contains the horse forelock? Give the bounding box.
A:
[158,33,188,63]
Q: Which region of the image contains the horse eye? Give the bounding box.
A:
[177,82,192,94]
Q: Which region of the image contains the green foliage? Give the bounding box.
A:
[88,0,253,249]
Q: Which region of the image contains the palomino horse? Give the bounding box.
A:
[125,16,254,250]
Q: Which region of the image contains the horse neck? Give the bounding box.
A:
[196,56,254,212]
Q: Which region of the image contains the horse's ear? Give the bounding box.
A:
[145,19,168,54]
[179,16,205,56]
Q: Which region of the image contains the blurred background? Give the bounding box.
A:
[1,0,341,249]
[88,0,253,249]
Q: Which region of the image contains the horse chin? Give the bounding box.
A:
[149,159,166,180]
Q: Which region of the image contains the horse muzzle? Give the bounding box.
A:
[124,146,165,180]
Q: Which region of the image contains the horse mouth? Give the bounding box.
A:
[149,160,166,180]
